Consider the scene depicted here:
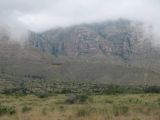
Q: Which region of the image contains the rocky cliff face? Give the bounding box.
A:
[28,19,154,61]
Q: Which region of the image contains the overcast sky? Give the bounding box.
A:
[0,0,160,32]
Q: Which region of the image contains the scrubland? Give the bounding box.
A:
[0,94,160,120]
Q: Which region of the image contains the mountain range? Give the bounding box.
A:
[0,19,160,93]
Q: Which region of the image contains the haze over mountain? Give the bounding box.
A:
[0,19,160,88]
[0,0,160,33]
[0,0,160,94]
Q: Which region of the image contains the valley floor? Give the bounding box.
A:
[0,94,160,120]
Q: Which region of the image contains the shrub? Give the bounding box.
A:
[144,86,160,93]
[65,94,88,104]
[21,106,32,113]
[65,94,77,104]
[35,93,52,98]
[156,98,160,105]
[58,105,65,112]
[77,94,89,103]
[0,105,16,116]
[103,85,125,94]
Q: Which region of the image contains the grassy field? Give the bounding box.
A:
[0,94,160,120]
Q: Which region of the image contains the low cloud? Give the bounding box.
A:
[0,0,160,33]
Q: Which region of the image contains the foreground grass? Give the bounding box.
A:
[0,94,160,120]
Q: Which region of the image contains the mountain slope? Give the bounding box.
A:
[0,27,59,80]
[0,19,160,94]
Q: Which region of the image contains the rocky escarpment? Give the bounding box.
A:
[28,19,154,61]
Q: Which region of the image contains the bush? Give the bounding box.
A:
[21,106,32,113]
[0,105,16,116]
[103,85,125,94]
[144,86,160,93]
[65,94,77,104]
[58,105,65,112]
[65,94,88,104]
[35,93,52,98]
[77,94,89,103]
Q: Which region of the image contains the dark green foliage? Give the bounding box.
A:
[34,93,52,98]
[1,79,156,95]
[0,105,16,116]
[21,106,32,113]
[77,94,89,103]
[103,85,125,94]
[2,88,29,96]
[102,85,143,94]
[58,105,65,112]
[0,74,159,95]
[144,86,160,93]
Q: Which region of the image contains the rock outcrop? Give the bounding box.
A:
[28,19,154,61]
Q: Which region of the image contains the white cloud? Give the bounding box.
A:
[0,0,160,32]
